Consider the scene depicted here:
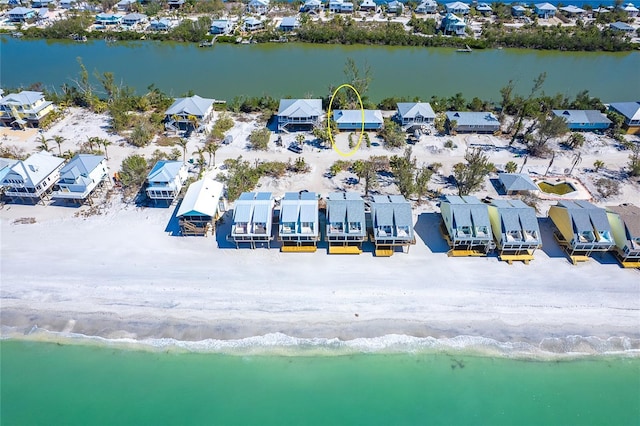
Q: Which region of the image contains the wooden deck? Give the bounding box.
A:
[328,245,362,255]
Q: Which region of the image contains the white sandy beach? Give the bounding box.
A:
[1,109,639,353]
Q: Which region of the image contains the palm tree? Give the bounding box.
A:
[36,134,50,152]
[205,142,220,167]
[593,160,605,173]
[177,138,189,163]
[569,152,582,175]
[52,135,66,156]
[102,140,112,160]
[193,147,206,178]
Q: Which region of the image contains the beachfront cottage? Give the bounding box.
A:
[359,0,376,12]
[145,161,188,205]
[279,191,320,252]
[387,0,404,13]
[247,0,269,14]
[1,152,64,204]
[231,192,275,248]
[552,110,611,131]
[0,158,19,197]
[149,18,177,31]
[370,194,415,256]
[116,0,136,11]
[329,0,354,13]
[279,16,300,31]
[440,195,493,257]
[487,199,542,264]
[244,17,264,32]
[511,5,527,17]
[277,99,323,132]
[0,90,53,128]
[497,173,539,195]
[559,5,585,17]
[325,192,367,254]
[31,0,54,8]
[441,13,467,36]
[52,154,109,204]
[445,1,469,15]
[396,102,435,131]
[164,95,215,132]
[210,19,232,34]
[7,7,35,21]
[167,0,185,8]
[122,13,148,27]
[301,0,323,13]
[609,22,635,34]
[534,2,557,18]
[95,13,122,25]
[548,200,614,264]
[332,109,383,131]
[416,0,438,14]
[177,178,225,236]
[620,2,639,17]
[606,204,640,268]
[445,111,500,133]
[60,0,79,9]
[608,102,640,134]
[475,3,492,15]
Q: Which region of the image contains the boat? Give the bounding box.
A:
[456,44,472,52]
[11,32,23,38]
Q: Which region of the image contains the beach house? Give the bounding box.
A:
[231,192,275,248]
[511,5,527,17]
[52,154,109,204]
[277,99,323,132]
[497,173,539,195]
[176,178,225,236]
[7,7,35,21]
[332,109,383,131]
[441,13,467,36]
[0,90,53,128]
[301,0,323,13]
[445,111,500,133]
[609,22,636,34]
[243,17,264,32]
[0,158,19,197]
[325,192,367,254]
[386,0,404,13]
[396,102,436,131]
[416,0,438,14]
[608,101,640,134]
[475,2,492,15]
[31,0,54,8]
[552,109,612,131]
[606,204,640,268]
[167,0,185,8]
[247,0,269,14]
[370,194,415,256]
[559,5,585,17]
[279,16,300,31]
[164,95,215,132]
[620,2,639,17]
[116,0,136,11]
[1,152,64,204]
[210,19,232,34]
[548,200,614,264]
[145,160,188,205]
[440,195,493,257]
[329,0,354,13]
[279,191,320,252]
[122,13,148,27]
[359,0,376,12]
[445,1,469,14]
[487,199,542,264]
[149,18,176,31]
[95,13,122,25]
[534,2,557,18]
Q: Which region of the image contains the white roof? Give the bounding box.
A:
[0,90,44,106]
[177,178,224,218]
[165,95,214,117]
[278,99,322,118]
[397,102,435,119]
[4,152,64,187]
[535,2,557,10]
[147,160,184,183]
[446,1,469,10]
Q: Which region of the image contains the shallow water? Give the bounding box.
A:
[1,340,639,425]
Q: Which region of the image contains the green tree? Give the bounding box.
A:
[510,73,546,145]
[52,135,65,156]
[205,142,220,166]
[390,147,416,199]
[119,154,148,188]
[177,138,189,163]
[452,148,495,196]
[527,115,569,157]
[249,128,271,151]
[628,143,640,177]
[343,57,372,108]
[413,165,433,205]
[36,134,50,153]
[504,161,518,173]
[566,132,585,149]
[193,147,206,178]
[102,139,112,160]
[593,159,605,172]
[379,118,405,148]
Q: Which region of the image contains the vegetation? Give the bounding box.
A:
[504,161,518,173]
[248,128,271,151]
[628,143,640,177]
[593,160,605,172]
[565,132,586,150]
[119,154,149,194]
[353,156,389,197]
[452,148,495,196]
[526,115,569,157]
[390,148,434,203]
[378,118,405,148]
[594,178,621,199]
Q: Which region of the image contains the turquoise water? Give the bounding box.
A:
[1,340,639,425]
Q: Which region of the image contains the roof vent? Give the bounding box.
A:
[29,165,39,172]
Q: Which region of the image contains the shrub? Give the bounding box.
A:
[248,128,271,151]
[594,178,621,199]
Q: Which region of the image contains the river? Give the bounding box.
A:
[1,37,639,103]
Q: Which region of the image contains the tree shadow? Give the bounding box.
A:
[538,217,567,259]
[415,212,450,254]
[164,200,182,236]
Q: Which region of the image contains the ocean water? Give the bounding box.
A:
[1,339,639,426]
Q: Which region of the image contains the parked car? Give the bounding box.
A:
[288,142,303,154]
[223,135,233,145]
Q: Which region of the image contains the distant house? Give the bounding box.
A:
[370,194,415,256]
[149,18,176,31]
[167,0,185,9]
[488,199,542,264]
[1,152,64,203]
[210,19,232,34]
[164,95,215,132]
[441,13,466,36]
[325,192,367,254]
[145,161,188,205]
[301,0,323,13]
[244,17,264,32]
[0,158,19,195]
[329,0,354,13]
[445,1,469,15]
[559,5,585,17]
[31,0,53,8]
[445,111,500,133]
[552,109,612,131]
[279,16,300,31]
[534,2,557,18]
[247,0,269,14]
[387,0,404,13]
[608,101,640,134]
[277,99,323,132]
[440,195,493,256]
[609,21,635,34]
[620,2,639,17]
[548,200,614,264]
[0,90,54,128]
[122,13,147,27]
[396,102,435,131]
[416,0,438,14]
[279,191,320,252]
[497,173,539,195]
[606,204,640,268]
[52,154,109,204]
[116,0,136,11]
[360,0,376,12]
[95,13,122,25]
[475,2,492,15]
[60,0,79,9]
[511,5,527,17]
[332,109,383,131]
[231,192,275,248]
[176,178,225,236]
[7,7,36,21]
